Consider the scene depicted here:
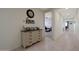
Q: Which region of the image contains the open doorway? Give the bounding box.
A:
[45,11,53,38]
[63,20,75,32]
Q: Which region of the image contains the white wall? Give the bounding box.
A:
[0,8,44,50]
[75,9,79,38]
[51,9,63,40]
[23,9,44,29]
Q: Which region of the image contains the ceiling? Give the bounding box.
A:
[39,8,52,12]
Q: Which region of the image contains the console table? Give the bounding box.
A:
[21,29,42,48]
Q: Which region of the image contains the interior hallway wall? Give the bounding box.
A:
[75,9,79,38]
[0,8,44,50]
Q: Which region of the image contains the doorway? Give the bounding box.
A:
[63,20,75,32]
[44,12,53,38]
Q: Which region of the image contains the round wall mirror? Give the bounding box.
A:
[26,9,34,18]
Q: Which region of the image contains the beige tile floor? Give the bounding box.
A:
[13,31,79,51]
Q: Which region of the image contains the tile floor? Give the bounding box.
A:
[13,31,79,51]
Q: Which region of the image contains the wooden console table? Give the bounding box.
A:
[21,29,42,48]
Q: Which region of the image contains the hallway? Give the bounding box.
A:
[14,31,79,51]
